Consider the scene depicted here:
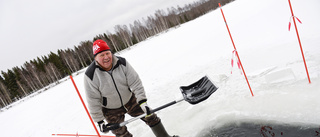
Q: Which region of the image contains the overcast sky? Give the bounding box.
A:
[0,0,198,72]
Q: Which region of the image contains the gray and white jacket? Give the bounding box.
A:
[84,55,147,122]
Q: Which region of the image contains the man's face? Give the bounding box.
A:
[95,50,113,71]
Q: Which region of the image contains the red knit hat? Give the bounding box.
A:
[93,39,110,56]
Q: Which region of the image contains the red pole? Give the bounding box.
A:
[288,0,311,83]
[69,75,102,137]
[52,133,114,137]
[218,3,254,96]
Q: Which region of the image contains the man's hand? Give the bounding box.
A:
[98,121,120,133]
[140,102,152,116]
[98,121,109,133]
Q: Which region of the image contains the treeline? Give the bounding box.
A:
[0,0,234,109]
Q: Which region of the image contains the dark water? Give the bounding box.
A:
[196,121,320,137]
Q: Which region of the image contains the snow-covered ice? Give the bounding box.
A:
[1,0,319,136]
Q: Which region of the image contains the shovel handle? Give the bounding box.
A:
[151,100,177,113]
[119,97,184,127]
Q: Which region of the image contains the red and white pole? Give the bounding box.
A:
[69,75,102,137]
[52,133,114,137]
[287,0,311,83]
[218,3,254,97]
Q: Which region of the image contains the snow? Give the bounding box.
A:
[1,0,320,136]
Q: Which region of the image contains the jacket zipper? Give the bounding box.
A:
[109,73,128,111]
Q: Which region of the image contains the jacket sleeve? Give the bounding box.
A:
[84,75,104,122]
[125,60,147,104]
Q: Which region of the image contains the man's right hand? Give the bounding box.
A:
[98,121,121,133]
[98,121,109,133]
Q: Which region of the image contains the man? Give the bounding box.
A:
[84,39,177,137]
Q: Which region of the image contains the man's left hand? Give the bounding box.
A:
[140,102,152,116]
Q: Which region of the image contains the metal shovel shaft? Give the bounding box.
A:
[117,76,217,128]
[120,97,184,127]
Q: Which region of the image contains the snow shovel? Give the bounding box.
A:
[105,75,218,131]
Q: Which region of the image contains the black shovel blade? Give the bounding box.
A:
[180,76,218,104]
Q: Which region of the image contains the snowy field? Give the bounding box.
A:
[1,0,320,136]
